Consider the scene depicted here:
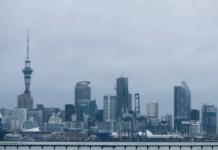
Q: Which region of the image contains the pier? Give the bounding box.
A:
[1,142,218,149]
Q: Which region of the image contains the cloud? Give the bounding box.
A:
[0,0,218,118]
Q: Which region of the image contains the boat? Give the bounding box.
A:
[3,133,23,141]
[138,130,183,139]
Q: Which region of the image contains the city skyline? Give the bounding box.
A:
[1,1,218,118]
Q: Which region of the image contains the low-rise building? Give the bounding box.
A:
[97,121,118,132]
[22,120,38,131]
[27,108,43,126]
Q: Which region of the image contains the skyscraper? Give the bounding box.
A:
[76,99,97,121]
[116,77,129,120]
[147,100,158,118]
[174,81,191,132]
[17,31,33,109]
[96,109,103,121]
[191,109,200,121]
[103,95,116,121]
[75,81,91,113]
[202,104,217,134]
[65,104,75,122]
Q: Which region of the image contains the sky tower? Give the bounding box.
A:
[17,30,33,109]
[23,30,33,93]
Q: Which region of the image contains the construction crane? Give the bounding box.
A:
[134,93,146,139]
[10,99,16,108]
[118,93,147,140]
[116,72,131,138]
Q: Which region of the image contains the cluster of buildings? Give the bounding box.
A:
[174,82,217,136]
[0,34,217,141]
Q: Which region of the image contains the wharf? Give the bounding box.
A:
[0,142,218,149]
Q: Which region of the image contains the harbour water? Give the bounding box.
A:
[1,142,218,150]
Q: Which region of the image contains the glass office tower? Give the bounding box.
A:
[116,77,129,120]
[76,100,97,121]
[65,104,75,122]
[75,81,91,113]
[202,104,217,134]
[174,81,191,132]
[191,109,200,121]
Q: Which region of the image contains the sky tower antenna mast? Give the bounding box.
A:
[27,28,29,59]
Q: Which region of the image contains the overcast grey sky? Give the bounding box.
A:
[0,0,218,118]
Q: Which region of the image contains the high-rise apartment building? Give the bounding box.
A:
[202,104,217,134]
[103,95,116,121]
[65,104,75,122]
[116,77,129,120]
[174,81,191,132]
[17,31,33,109]
[147,100,158,118]
[75,81,91,113]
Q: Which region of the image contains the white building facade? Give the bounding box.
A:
[191,121,201,134]
[11,117,21,130]
[103,95,116,121]
[9,108,27,131]
[49,112,62,125]
[147,100,158,118]
[21,118,38,131]
[9,108,27,123]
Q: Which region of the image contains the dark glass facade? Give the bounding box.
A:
[0,117,2,131]
[76,100,97,121]
[174,81,191,132]
[65,104,75,122]
[96,110,103,121]
[191,109,200,121]
[116,77,129,120]
[43,107,60,123]
[202,104,217,134]
[75,81,91,113]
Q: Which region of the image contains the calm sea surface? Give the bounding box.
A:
[1,142,218,150]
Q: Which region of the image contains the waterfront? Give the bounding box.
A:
[1,142,218,150]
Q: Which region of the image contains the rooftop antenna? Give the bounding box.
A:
[27,28,29,59]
